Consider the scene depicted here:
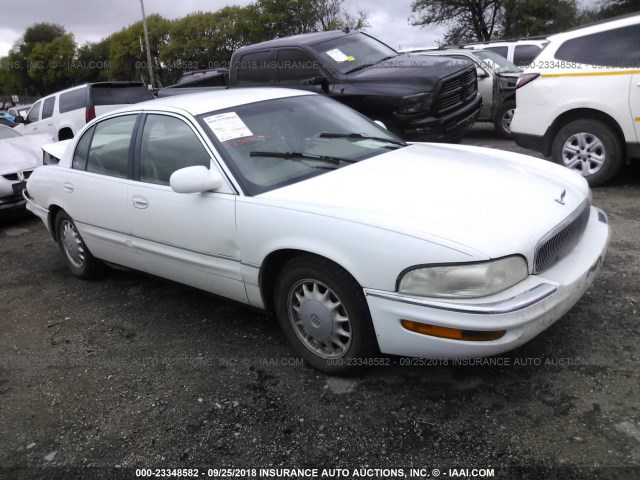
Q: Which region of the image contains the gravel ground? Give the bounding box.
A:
[1,124,639,480]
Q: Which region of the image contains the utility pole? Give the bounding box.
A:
[140,0,155,88]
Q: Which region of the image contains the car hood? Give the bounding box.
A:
[0,133,51,175]
[258,143,589,261]
[346,54,472,91]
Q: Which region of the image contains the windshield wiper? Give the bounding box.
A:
[319,132,406,146]
[345,55,398,74]
[249,151,356,164]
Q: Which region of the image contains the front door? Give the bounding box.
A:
[126,113,246,302]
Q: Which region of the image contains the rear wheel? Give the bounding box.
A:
[274,256,377,374]
[551,119,623,186]
[55,211,103,278]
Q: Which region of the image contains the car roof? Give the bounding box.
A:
[547,12,640,42]
[234,30,359,51]
[111,87,315,116]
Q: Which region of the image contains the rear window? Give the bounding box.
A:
[555,24,640,68]
[91,84,154,105]
[59,88,88,113]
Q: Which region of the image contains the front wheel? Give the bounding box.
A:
[274,256,377,374]
[551,119,623,186]
[494,100,515,139]
[55,211,103,278]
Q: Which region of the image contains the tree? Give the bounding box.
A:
[410,0,503,44]
[597,0,640,18]
[27,33,77,93]
[501,0,579,38]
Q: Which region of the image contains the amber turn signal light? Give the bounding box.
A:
[400,320,505,342]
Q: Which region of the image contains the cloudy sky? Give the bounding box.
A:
[0,0,443,57]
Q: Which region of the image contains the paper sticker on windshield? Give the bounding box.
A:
[203,112,253,142]
[325,48,353,63]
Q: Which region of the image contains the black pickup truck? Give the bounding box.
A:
[160,30,482,142]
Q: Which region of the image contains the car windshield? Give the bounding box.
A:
[310,33,398,74]
[0,126,21,139]
[473,50,521,73]
[198,95,406,196]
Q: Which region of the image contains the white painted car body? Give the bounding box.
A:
[0,126,51,212]
[510,14,640,185]
[24,88,609,365]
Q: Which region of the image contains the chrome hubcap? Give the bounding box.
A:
[288,279,352,359]
[501,108,514,133]
[61,220,85,269]
[562,132,605,176]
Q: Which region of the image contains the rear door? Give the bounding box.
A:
[62,113,139,265]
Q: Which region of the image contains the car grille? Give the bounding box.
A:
[2,170,32,181]
[533,200,591,273]
[436,67,478,115]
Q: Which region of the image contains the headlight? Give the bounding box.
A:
[397,92,433,115]
[398,256,528,299]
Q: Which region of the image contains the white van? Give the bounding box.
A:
[14,82,154,141]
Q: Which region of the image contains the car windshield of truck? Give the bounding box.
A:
[198,95,406,196]
[311,33,398,74]
[472,50,521,74]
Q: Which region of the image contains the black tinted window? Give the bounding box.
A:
[555,24,640,67]
[60,88,88,113]
[139,115,210,185]
[72,126,95,170]
[27,102,41,123]
[236,51,275,84]
[513,45,542,67]
[42,97,55,119]
[91,84,154,105]
[86,115,137,178]
[486,46,508,59]
[277,49,320,83]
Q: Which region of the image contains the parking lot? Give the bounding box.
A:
[1,124,639,479]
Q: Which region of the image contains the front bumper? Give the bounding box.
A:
[399,94,482,142]
[0,195,27,213]
[364,206,610,358]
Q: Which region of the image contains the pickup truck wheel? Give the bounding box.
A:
[274,256,377,374]
[551,119,623,186]
[494,100,515,139]
[55,211,103,278]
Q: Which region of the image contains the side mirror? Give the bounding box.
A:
[13,115,25,124]
[476,67,489,79]
[170,165,223,194]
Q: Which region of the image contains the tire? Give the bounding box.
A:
[494,100,515,139]
[551,119,623,187]
[274,256,377,374]
[55,211,103,278]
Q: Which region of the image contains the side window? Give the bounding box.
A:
[72,126,95,170]
[42,97,56,120]
[85,115,137,178]
[236,51,275,84]
[513,45,542,67]
[277,49,320,83]
[555,24,640,67]
[486,46,508,59]
[139,115,211,186]
[27,101,41,123]
[59,88,88,113]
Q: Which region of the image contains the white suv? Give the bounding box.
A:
[14,82,154,141]
[511,14,640,186]
[464,39,548,67]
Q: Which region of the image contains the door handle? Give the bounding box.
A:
[63,182,74,193]
[132,195,149,209]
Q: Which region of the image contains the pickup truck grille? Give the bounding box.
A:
[533,200,591,273]
[436,67,478,115]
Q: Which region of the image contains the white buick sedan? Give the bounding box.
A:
[25,88,609,373]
